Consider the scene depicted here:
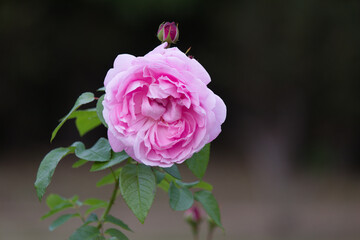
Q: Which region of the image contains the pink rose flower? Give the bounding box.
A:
[103,43,226,167]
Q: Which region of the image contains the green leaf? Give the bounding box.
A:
[35,147,73,200]
[41,202,73,220]
[176,180,213,191]
[105,215,133,232]
[97,87,105,91]
[157,179,170,192]
[85,213,99,224]
[49,213,79,231]
[161,165,181,180]
[186,143,210,179]
[193,181,213,191]
[42,195,80,219]
[72,159,88,168]
[83,198,107,206]
[96,94,108,128]
[105,228,129,240]
[70,195,82,206]
[164,173,176,182]
[168,182,194,211]
[85,202,108,216]
[69,225,101,240]
[120,164,156,223]
[72,109,101,136]
[194,190,223,228]
[96,168,122,187]
[91,151,129,172]
[72,138,111,162]
[153,169,165,184]
[175,180,199,189]
[46,194,67,209]
[51,92,95,142]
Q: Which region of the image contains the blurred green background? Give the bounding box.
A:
[0,0,359,239]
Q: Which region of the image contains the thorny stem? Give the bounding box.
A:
[97,168,119,230]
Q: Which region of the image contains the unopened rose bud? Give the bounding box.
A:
[157,22,179,45]
[184,205,203,239]
[184,205,203,224]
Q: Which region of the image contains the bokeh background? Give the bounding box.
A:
[1,0,360,239]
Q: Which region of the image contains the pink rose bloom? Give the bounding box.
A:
[103,43,226,167]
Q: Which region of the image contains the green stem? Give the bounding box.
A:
[97,168,119,229]
[190,224,199,240]
[194,231,199,240]
[74,204,85,223]
[206,221,216,240]
[206,227,214,240]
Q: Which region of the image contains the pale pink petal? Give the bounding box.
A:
[114,54,136,70]
[141,97,166,120]
[108,129,125,152]
[214,95,227,124]
[163,99,182,122]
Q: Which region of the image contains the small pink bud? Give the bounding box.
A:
[184,205,203,223]
[157,22,179,45]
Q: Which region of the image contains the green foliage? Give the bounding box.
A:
[49,213,79,231]
[46,194,67,209]
[83,198,108,216]
[72,159,88,168]
[91,151,128,172]
[168,182,194,211]
[69,225,101,240]
[85,213,99,224]
[105,228,129,240]
[83,198,108,206]
[35,147,74,200]
[51,92,95,142]
[161,165,181,180]
[41,194,80,219]
[105,215,133,232]
[192,181,213,191]
[41,192,134,239]
[68,109,102,137]
[38,89,223,239]
[42,203,73,220]
[96,94,108,128]
[194,190,223,229]
[186,143,210,179]
[157,178,170,192]
[153,169,165,184]
[72,138,111,162]
[120,164,156,223]
[176,180,213,191]
[96,168,122,187]
[85,202,108,216]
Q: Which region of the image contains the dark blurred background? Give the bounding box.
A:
[1,0,359,239]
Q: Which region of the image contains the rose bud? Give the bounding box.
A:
[184,205,203,224]
[157,22,179,45]
[184,205,203,239]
